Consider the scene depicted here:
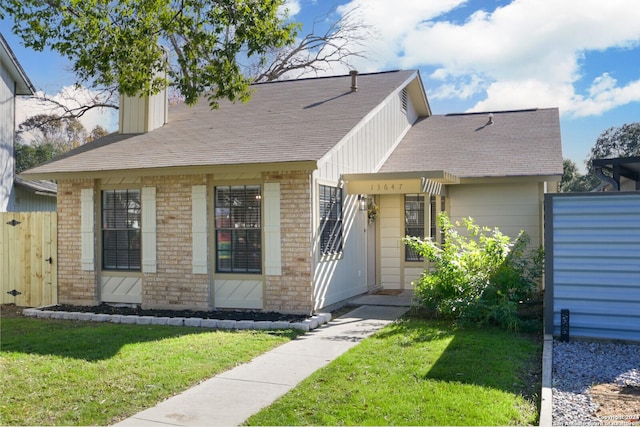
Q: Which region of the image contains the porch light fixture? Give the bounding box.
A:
[358,194,367,211]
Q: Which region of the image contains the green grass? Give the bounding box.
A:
[0,317,299,426]
[246,316,541,426]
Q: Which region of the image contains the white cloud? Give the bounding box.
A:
[280,0,301,18]
[16,85,118,139]
[335,0,640,116]
[570,74,640,117]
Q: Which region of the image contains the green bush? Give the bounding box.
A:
[403,213,543,331]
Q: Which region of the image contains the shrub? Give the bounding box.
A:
[403,213,543,331]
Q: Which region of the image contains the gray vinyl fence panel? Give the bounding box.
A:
[545,192,640,342]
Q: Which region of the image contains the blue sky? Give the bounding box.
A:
[3,0,640,171]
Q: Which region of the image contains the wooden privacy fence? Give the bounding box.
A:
[1,212,57,307]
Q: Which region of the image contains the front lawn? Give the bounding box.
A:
[247,315,541,426]
[0,317,299,426]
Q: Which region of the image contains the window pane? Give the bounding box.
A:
[215,186,262,274]
[405,194,425,262]
[102,189,141,271]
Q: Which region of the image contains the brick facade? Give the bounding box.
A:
[56,171,315,314]
[263,171,314,314]
[57,179,97,305]
[141,175,209,310]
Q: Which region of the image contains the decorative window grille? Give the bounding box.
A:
[319,185,343,255]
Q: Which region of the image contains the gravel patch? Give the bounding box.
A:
[552,339,640,426]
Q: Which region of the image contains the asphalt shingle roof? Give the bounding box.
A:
[379,108,563,178]
[24,70,417,176]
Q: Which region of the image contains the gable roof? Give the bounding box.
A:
[0,33,35,95]
[379,108,563,179]
[23,70,423,179]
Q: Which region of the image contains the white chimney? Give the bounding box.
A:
[119,51,169,134]
[118,84,168,134]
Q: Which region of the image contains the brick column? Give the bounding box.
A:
[57,179,98,305]
[263,171,314,314]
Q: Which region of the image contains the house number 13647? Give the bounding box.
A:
[370,183,402,191]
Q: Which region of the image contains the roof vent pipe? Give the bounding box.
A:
[350,70,358,92]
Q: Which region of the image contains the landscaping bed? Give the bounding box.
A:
[44,303,307,322]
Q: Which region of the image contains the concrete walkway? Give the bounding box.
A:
[114,304,410,427]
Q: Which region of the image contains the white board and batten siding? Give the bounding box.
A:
[317,87,415,181]
[545,192,640,342]
[379,194,403,289]
[312,88,415,309]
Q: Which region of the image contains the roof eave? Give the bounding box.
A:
[20,160,319,181]
[458,174,562,184]
[0,33,36,95]
[14,178,57,196]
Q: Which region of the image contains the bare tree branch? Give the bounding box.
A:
[250,7,372,82]
[24,86,119,128]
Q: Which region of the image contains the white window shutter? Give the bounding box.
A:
[264,183,282,275]
[192,185,208,274]
[80,188,95,271]
[141,187,157,273]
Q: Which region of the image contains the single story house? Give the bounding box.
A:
[22,70,562,314]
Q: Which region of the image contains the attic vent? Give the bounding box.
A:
[401,88,408,113]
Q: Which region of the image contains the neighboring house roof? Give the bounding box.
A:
[14,175,57,197]
[379,108,563,179]
[0,32,35,95]
[23,70,422,178]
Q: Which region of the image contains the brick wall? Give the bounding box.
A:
[141,175,210,310]
[56,172,316,314]
[57,179,97,305]
[263,171,314,314]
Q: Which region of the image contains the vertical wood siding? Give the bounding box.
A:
[546,192,640,341]
[317,89,412,181]
[379,194,402,289]
[0,212,58,307]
